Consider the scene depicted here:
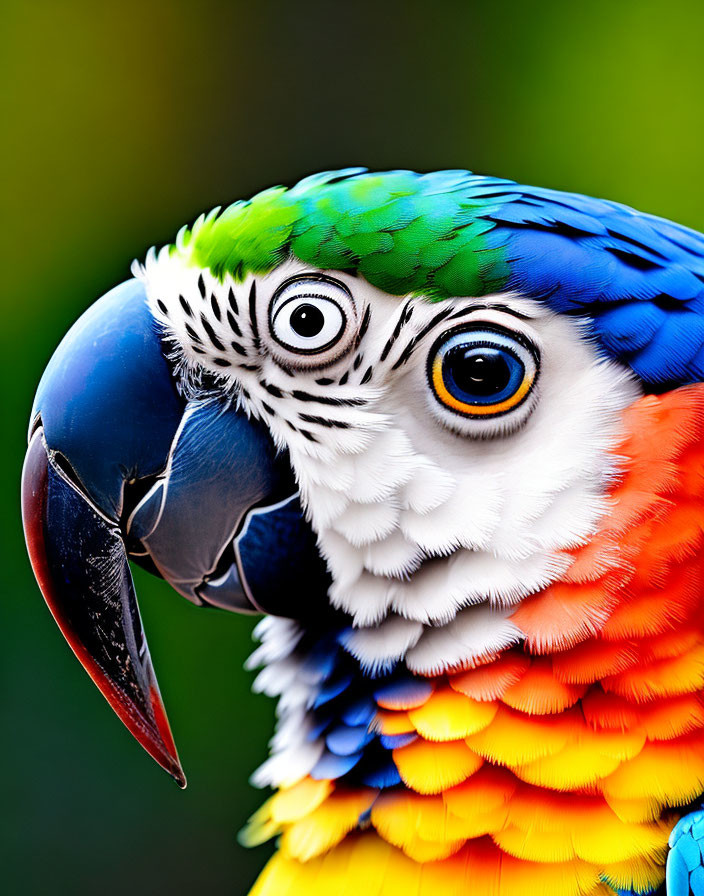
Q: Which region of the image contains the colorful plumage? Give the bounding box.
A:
[21,169,704,896]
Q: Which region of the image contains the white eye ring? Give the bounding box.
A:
[268,275,357,366]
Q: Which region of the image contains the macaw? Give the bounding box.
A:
[21,169,704,896]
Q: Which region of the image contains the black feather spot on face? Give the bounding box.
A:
[179,295,194,318]
[227,310,242,337]
[380,299,413,362]
[228,287,238,315]
[248,281,260,348]
[157,300,169,316]
[355,305,371,347]
[210,294,222,321]
[201,313,226,351]
[185,322,202,343]
[290,390,366,407]
[299,413,350,429]
[198,274,206,298]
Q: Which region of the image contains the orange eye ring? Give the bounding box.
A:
[428,325,539,419]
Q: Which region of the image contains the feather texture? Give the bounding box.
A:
[243,385,704,896]
[173,169,704,388]
[137,171,704,894]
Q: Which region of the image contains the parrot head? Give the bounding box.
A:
[21,168,704,792]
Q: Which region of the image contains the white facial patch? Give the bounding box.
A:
[138,252,641,677]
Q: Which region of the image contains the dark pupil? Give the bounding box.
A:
[290,303,325,338]
[445,346,512,397]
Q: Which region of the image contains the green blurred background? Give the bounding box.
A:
[2,0,704,893]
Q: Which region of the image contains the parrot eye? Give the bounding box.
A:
[428,324,539,423]
[268,275,357,367]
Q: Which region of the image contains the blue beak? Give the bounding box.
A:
[21,279,329,786]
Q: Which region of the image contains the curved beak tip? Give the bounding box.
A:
[22,429,187,788]
[148,686,187,788]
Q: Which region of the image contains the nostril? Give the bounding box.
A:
[51,449,89,496]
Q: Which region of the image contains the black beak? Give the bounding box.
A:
[22,429,186,786]
[22,279,330,784]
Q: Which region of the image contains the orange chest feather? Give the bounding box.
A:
[250,386,704,896]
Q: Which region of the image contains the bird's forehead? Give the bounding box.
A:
[257,258,545,324]
[163,167,704,391]
[183,169,512,303]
